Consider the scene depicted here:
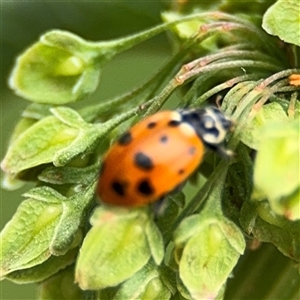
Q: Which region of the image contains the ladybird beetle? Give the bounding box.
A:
[97,107,232,207]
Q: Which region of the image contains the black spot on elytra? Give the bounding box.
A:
[137,179,154,196]
[134,152,154,171]
[160,135,168,144]
[168,119,181,127]
[111,180,128,196]
[147,121,157,129]
[188,146,196,155]
[118,131,132,145]
[178,169,185,175]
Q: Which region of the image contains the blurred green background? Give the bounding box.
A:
[1,1,169,299]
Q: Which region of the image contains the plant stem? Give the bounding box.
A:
[93,99,154,133]
[91,12,212,58]
[80,43,193,122]
[177,60,281,83]
[191,74,262,108]
[185,49,283,70]
[223,81,258,115]
[143,78,180,117]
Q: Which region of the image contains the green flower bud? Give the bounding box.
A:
[1,107,96,176]
[9,30,102,104]
[37,265,83,300]
[140,276,171,300]
[114,263,172,300]
[161,11,219,51]
[5,248,78,284]
[263,0,300,47]
[1,114,79,175]
[0,182,95,280]
[75,206,164,290]
[241,102,289,150]
[0,188,64,277]
[174,215,245,300]
[8,14,227,105]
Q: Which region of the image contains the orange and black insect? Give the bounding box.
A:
[97,107,232,207]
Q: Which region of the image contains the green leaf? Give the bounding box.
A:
[160,265,177,296]
[8,117,38,145]
[22,103,53,120]
[75,207,151,290]
[176,275,194,300]
[38,164,99,185]
[23,186,66,203]
[156,192,184,235]
[173,215,203,246]
[262,0,300,46]
[5,248,78,284]
[1,113,42,189]
[0,196,63,276]
[1,115,79,174]
[253,119,300,220]
[145,219,164,265]
[241,102,289,150]
[218,218,245,255]
[179,221,242,299]
[50,106,89,128]
[49,182,96,255]
[52,125,100,167]
[0,183,93,278]
[240,200,300,262]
